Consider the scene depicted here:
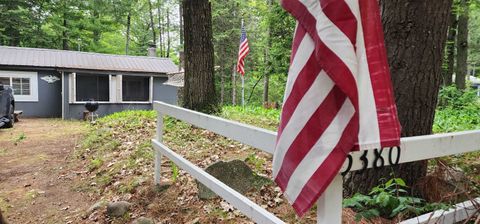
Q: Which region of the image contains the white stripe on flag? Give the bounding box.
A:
[345,0,381,149]
[299,0,358,81]
[284,99,355,202]
[273,70,334,178]
[284,32,315,100]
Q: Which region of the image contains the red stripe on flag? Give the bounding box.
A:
[275,86,346,190]
[278,53,321,136]
[281,0,359,110]
[290,25,307,64]
[319,0,358,46]
[359,0,401,145]
[291,116,357,215]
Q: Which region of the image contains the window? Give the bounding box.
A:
[122,76,150,102]
[75,74,109,102]
[70,73,153,103]
[0,71,38,102]
[12,78,30,95]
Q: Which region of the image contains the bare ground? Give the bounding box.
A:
[0,119,90,224]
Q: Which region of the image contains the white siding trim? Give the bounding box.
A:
[109,75,116,103]
[0,70,38,102]
[61,71,65,119]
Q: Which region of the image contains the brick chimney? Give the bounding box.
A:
[147,43,157,57]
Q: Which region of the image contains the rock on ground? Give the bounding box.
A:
[106,201,131,217]
[133,216,155,224]
[197,159,270,199]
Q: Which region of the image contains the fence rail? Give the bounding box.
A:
[152,101,480,224]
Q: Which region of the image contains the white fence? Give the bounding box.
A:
[151,101,480,224]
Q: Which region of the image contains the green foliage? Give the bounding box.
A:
[88,158,104,171]
[171,161,179,182]
[343,178,450,221]
[13,132,26,145]
[437,85,478,109]
[220,105,280,130]
[434,86,480,133]
[245,153,266,173]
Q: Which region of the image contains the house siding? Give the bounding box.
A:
[10,70,62,117]
[63,75,178,119]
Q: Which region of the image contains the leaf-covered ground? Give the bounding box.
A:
[73,104,480,223]
[74,108,323,223]
[4,101,475,223]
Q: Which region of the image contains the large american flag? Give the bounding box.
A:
[237,21,250,76]
[273,0,401,216]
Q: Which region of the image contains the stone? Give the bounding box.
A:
[133,217,155,224]
[106,201,131,217]
[87,201,106,214]
[197,160,271,199]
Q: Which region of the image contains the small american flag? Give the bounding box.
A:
[237,21,250,76]
[273,0,401,216]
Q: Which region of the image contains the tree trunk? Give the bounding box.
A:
[126,12,131,55]
[263,0,273,105]
[179,2,184,48]
[182,0,217,113]
[148,0,157,45]
[232,64,237,105]
[344,0,452,197]
[263,74,269,105]
[157,0,164,56]
[166,12,171,58]
[62,13,68,50]
[220,69,225,105]
[92,4,100,44]
[445,9,458,86]
[455,0,469,90]
[178,2,184,70]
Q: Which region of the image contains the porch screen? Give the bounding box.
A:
[122,76,149,101]
[76,74,109,102]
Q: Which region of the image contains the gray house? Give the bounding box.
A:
[0,46,179,119]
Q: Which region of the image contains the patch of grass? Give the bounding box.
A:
[171,161,179,182]
[88,158,104,171]
[96,173,113,188]
[220,106,280,131]
[117,178,142,194]
[24,189,40,201]
[13,132,26,145]
[0,196,10,213]
[0,148,7,156]
[245,153,266,173]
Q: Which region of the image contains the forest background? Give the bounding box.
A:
[0,0,478,105]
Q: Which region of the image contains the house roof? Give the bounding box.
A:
[164,70,184,87]
[0,46,178,75]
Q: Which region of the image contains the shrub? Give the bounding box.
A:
[343,178,450,221]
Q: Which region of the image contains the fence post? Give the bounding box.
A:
[154,111,164,185]
[317,175,343,224]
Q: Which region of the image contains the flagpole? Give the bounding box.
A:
[241,19,245,108]
[242,74,245,108]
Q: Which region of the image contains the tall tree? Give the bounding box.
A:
[126,11,132,54]
[445,7,458,86]
[456,0,469,89]
[182,0,217,113]
[148,0,157,46]
[263,0,273,105]
[156,0,164,55]
[345,0,453,196]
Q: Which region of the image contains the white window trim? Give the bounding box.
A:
[70,73,153,104]
[0,70,38,102]
[70,73,112,103]
[120,75,153,104]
